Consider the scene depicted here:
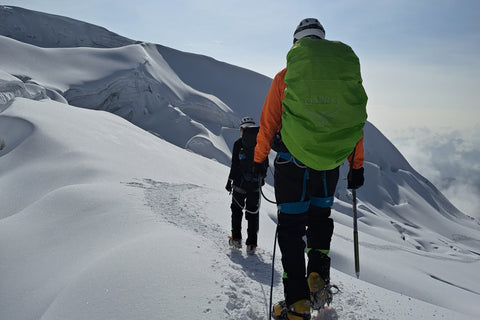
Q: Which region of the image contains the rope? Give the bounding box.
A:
[231,186,260,214]
[268,224,278,320]
[261,188,277,205]
[260,166,277,205]
[275,153,307,169]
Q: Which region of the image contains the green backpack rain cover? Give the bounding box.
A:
[281,37,368,170]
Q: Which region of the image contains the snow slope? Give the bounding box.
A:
[1,6,480,320]
[1,77,479,320]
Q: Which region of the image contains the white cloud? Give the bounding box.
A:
[388,125,480,219]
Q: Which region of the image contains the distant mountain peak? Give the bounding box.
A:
[0,5,137,48]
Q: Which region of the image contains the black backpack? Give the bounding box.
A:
[239,126,260,182]
[241,126,260,158]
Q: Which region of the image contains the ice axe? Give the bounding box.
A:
[352,189,360,278]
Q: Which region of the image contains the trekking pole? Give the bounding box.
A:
[352,189,360,278]
[269,225,278,320]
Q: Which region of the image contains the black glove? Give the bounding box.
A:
[348,167,364,189]
[225,179,232,192]
[252,161,267,179]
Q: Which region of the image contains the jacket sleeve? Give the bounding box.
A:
[348,136,364,169]
[228,139,242,182]
[254,69,287,163]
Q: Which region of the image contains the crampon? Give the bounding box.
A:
[310,283,339,310]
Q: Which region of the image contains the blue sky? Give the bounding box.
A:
[3,0,480,218]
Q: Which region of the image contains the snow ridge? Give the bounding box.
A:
[0,5,136,48]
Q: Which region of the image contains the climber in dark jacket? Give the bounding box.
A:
[226,116,268,253]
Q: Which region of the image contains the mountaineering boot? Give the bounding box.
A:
[228,237,242,249]
[272,299,311,320]
[307,272,333,309]
[245,228,258,254]
[246,244,257,255]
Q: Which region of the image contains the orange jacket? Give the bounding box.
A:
[254,68,364,169]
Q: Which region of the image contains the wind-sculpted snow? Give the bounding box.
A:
[0,70,52,110]
[0,71,25,108]
[0,72,37,161]
[62,43,237,158]
[0,37,237,162]
[0,115,34,158]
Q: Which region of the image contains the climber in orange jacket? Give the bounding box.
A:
[252,18,367,320]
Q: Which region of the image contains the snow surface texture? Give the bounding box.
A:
[1,5,480,320]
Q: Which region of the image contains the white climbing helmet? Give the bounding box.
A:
[240,116,255,129]
[293,18,325,43]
